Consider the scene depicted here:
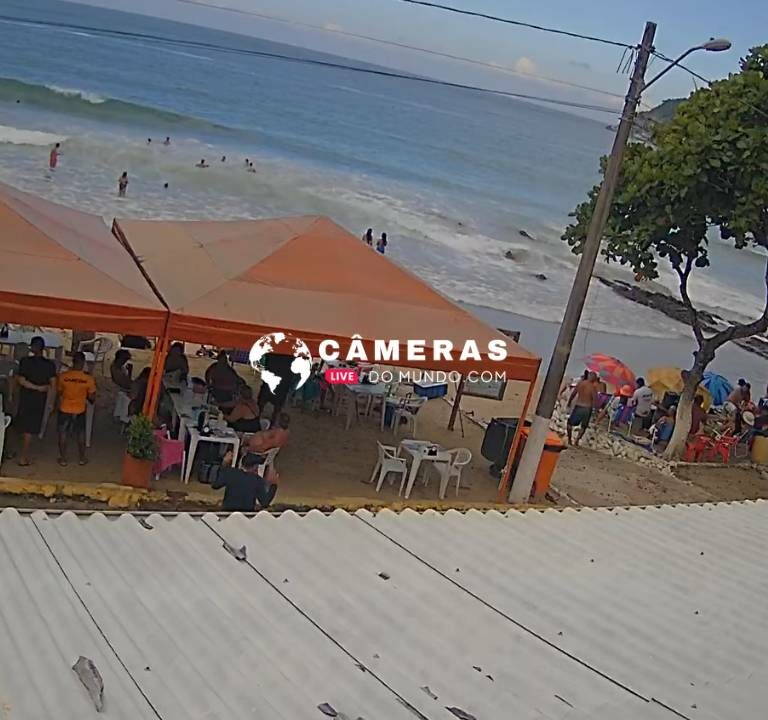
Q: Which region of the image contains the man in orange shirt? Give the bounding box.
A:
[57,352,96,466]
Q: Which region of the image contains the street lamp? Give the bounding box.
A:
[644,38,732,90]
[507,30,732,504]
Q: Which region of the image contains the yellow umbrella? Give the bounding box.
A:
[645,367,713,410]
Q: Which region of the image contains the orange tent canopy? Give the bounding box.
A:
[0,182,167,336]
[113,216,540,380]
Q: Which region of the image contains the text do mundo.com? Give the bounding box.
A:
[324,368,507,385]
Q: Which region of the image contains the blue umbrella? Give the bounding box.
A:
[702,371,733,406]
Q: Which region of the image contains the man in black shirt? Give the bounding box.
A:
[257,353,294,425]
[211,452,278,512]
[15,336,57,466]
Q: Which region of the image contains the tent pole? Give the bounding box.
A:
[497,379,536,503]
[447,374,465,431]
[142,318,170,418]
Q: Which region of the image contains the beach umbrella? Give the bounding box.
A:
[646,367,713,410]
[701,371,733,406]
[582,353,635,392]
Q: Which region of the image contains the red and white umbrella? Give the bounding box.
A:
[582,353,636,393]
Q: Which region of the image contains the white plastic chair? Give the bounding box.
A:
[250,446,280,476]
[392,395,427,437]
[0,397,11,471]
[113,390,131,424]
[370,441,408,493]
[79,336,114,375]
[437,448,473,498]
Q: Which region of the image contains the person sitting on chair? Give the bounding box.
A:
[56,351,96,466]
[205,351,243,408]
[110,349,133,392]
[211,451,278,512]
[690,394,708,436]
[244,412,290,454]
[652,405,676,450]
[225,385,261,432]
[129,367,151,416]
[163,342,189,383]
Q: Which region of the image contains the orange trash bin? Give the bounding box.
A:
[518,426,565,499]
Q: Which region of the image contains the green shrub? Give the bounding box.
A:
[125,414,158,461]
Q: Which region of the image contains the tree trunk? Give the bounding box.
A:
[663,359,708,460]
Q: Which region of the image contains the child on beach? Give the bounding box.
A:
[118,171,128,197]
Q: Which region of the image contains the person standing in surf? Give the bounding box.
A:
[376,232,388,254]
[49,142,60,170]
[362,228,374,246]
[118,171,128,197]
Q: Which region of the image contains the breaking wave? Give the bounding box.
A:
[0,77,224,132]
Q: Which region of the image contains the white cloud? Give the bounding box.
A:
[323,21,343,32]
[513,56,537,75]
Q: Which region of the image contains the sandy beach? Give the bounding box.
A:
[2,338,766,512]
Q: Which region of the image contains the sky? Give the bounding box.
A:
[67,0,768,111]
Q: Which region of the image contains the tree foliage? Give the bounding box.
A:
[563,45,768,456]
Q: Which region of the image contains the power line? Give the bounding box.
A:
[172,0,626,101]
[652,50,768,120]
[397,0,634,49]
[0,14,623,115]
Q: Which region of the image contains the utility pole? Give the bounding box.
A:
[509,21,657,503]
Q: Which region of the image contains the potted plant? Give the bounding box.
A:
[122,414,158,488]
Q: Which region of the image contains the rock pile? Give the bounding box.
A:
[550,407,675,477]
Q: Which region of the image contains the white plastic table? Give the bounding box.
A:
[343,383,389,430]
[399,439,451,499]
[169,390,206,446]
[184,426,240,484]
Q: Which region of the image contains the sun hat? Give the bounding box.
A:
[742,410,756,427]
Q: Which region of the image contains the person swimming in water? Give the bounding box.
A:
[163,136,171,146]
[147,137,152,145]
[221,155,226,162]
[49,142,60,170]
[376,232,388,254]
[247,161,257,173]
[196,159,209,168]
[163,182,169,190]
[118,171,128,197]
[244,157,250,167]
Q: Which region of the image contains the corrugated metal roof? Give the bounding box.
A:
[1,502,765,720]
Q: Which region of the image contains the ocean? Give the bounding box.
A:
[0,0,765,380]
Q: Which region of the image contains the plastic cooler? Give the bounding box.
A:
[413,382,448,399]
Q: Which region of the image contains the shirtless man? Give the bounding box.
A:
[567,371,598,446]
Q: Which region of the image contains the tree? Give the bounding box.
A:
[564,45,768,458]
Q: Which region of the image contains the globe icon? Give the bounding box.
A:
[249,332,312,395]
